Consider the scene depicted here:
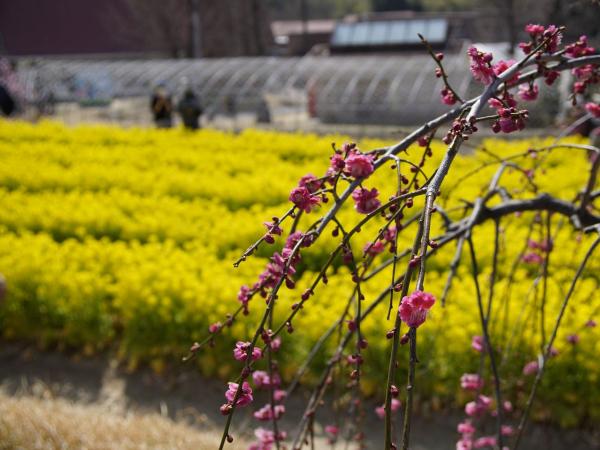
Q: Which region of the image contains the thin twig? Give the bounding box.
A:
[467,237,504,450]
[513,235,600,449]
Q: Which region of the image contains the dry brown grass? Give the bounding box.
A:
[0,391,233,450]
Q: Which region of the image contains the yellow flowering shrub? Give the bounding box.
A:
[0,120,597,426]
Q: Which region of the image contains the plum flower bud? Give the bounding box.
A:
[209,322,222,333]
[585,319,597,328]
[346,319,357,332]
[398,290,436,328]
[399,333,410,345]
[471,335,484,352]
[263,221,282,236]
[566,334,580,345]
[544,70,559,85]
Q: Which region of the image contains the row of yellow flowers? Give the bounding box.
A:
[0,120,597,426]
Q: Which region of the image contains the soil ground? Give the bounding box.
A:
[0,343,597,449]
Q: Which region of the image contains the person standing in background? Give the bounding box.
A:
[150,84,173,128]
[177,88,203,130]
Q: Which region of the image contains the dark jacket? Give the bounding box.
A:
[178,92,203,130]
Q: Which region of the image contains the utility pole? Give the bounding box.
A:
[300,0,309,54]
[190,0,202,58]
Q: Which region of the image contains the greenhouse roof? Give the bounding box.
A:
[331,18,448,47]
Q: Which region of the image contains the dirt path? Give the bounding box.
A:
[0,343,597,449]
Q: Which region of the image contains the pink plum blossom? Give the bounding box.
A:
[330,153,346,173]
[457,421,476,436]
[375,398,401,419]
[352,187,381,214]
[298,173,323,193]
[522,252,543,264]
[225,381,253,407]
[523,360,539,376]
[467,47,494,85]
[465,395,492,417]
[457,438,473,450]
[519,83,539,101]
[585,102,600,118]
[501,425,514,436]
[273,389,287,402]
[398,290,436,328]
[253,404,285,421]
[325,425,339,436]
[344,150,375,179]
[441,88,457,105]
[460,373,484,391]
[289,186,320,213]
[492,59,519,84]
[565,35,595,58]
[364,240,386,256]
[233,341,262,361]
[253,370,281,389]
[525,24,545,36]
[473,436,497,449]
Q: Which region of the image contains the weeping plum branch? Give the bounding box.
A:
[187,23,600,450]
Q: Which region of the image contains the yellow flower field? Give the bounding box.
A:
[0,120,598,426]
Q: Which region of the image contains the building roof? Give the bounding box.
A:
[271,20,336,37]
